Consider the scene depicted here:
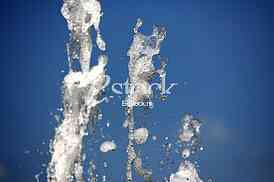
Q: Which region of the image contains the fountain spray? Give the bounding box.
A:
[169,114,203,182]
[124,18,167,182]
[47,0,107,181]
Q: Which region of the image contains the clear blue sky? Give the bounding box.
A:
[0,0,274,181]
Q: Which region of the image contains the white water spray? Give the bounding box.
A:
[47,1,210,181]
[169,114,203,182]
[124,18,167,182]
[47,0,107,181]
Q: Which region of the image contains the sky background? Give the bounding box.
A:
[1,0,274,181]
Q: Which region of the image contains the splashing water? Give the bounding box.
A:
[124,18,167,182]
[100,141,117,153]
[47,0,107,181]
[179,114,203,154]
[169,114,203,182]
[133,127,149,145]
[62,0,106,72]
[170,161,202,182]
[47,1,211,181]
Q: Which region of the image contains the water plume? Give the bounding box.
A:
[47,0,107,181]
[169,114,203,182]
[124,18,167,182]
[47,1,210,181]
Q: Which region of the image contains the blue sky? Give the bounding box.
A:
[0,0,274,181]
